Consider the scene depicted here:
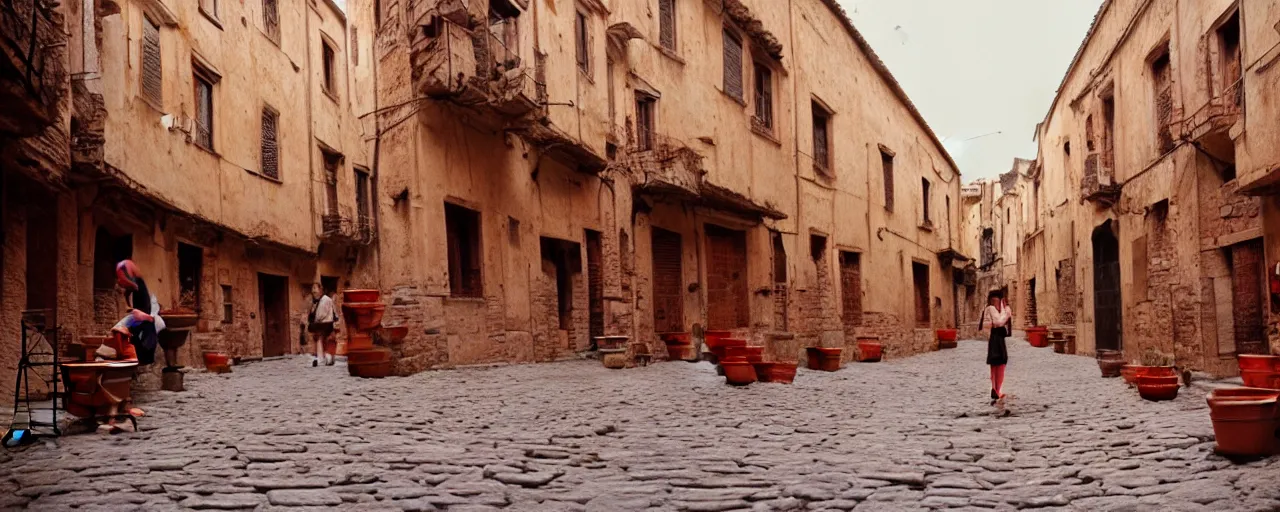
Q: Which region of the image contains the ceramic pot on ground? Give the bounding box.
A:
[342,303,387,331]
[665,343,694,361]
[1137,375,1180,401]
[1098,359,1125,378]
[1207,387,1280,457]
[721,360,757,386]
[1052,339,1067,354]
[805,347,823,370]
[936,329,958,350]
[600,350,628,369]
[816,348,842,371]
[753,362,775,382]
[661,332,692,345]
[348,361,392,378]
[768,363,798,384]
[855,340,883,362]
[1027,328,1049,348]
[1238,355,1280,389]
[704,330,732,350]
[714,338,747,362]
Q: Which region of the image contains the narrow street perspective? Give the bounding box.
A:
[3,0,1280,510]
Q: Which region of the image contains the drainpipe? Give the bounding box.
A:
[787,0,802,291]
[305,4,318,277]
[371,10,383,291]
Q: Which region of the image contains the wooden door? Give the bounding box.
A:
[1092,223,1122,351]
[705,225,748,329]
[651,228,683,333]
[258,273,289,357]
[1232,239,1266,355]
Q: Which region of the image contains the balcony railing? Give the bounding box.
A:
[410,13,544,119]
[320,213,375,246]
[1180,80,1242,146]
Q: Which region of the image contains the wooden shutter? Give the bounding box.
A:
[754,64,772,128]
[261,108,279,179]
[141,16,162,105]
[723,29,743,99]
[575,12,589,72]
[659,0,675,51]
[263,0,280,42]
[882,150,894,210]
[195,77,213,149]
[351,27,359,66]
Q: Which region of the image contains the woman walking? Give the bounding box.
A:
[980,290,1012,404]
[307,283,339,366]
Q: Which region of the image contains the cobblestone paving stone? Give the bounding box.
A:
[4,339,1280,511]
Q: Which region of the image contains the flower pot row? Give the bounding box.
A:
[1026,326,1050,348]
[659,332,695,361]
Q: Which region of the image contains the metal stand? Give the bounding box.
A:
[6,309,61,445]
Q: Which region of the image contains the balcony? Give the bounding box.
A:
[409,3,544,125]
[1180,81,1241,164]
[625,132,785,220]
[1081,153,1119,207]
[320,213,375,246]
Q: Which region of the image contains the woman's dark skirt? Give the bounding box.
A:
[987,327,1009,366]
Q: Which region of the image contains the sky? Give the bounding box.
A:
[840,0,1104,182]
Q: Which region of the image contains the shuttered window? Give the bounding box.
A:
[194,70,214,150]
[812,102,831,173]
[575,10,590,74]
[261,107,279,179]
[1151,48,1174,154]
[355,168,371,231]
[881,148,895,211]
[351,28,359,66]
[723,29,743,100]
[322,41,336,96]
[141,16,162,106]
[636,93,656,151]
[659,0,676,52]
[263,0,280,43]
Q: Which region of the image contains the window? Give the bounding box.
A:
[812,102,831,174]
[1102,93,1116,170]
[355,167,371,233]
[177,243,203,311]
[753,63,773,130]
[575,10,590,75]
[722,29,744,100]
[607,57,615,125]
[1216,11,1242,106]
[351,28,359,67]
[881,148,895,211]
[809,234,826,262]
[922,179,932,225]
[193,66,216,151]
[1151,45,1174,154]
[199,0,218,21]
[771,231,786,283]
[221,284,233,323]
[445,203,483,298]
[840,252,862,328]
[141,16,162,106]
[488,2,520,58]
[261,107,280,179]
[912,262,930,327]
[322,40,337,97]
[1133,235,1149,300]
[322,149,341,216]
[635,93,656,151]
[659,0,676,52]
[263,0,280,43]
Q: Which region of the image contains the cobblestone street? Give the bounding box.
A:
[4,339,1279,511]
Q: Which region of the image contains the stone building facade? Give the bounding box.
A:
[959,158,1034,339]
[0,0,967,401]
[0,0,372,401]
[352,0,966,374]
[1005,0,1280,377]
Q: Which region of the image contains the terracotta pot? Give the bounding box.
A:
[936,329,958,342]
[203,351,229,368]
[817,348,842,371]
[346,348,392,365]
[1066,335,1077,354]
[1052,340,1067,354]
[342,289,381,303]
[726,346,764,363]
[1137,375,1180,401]
[347,333,374,351]
[341,303,386,331]
[348,360,392,378]
[665,343,694,361]
[1098,359,1125,378]
[753,363,776,382]
[805,347,823,370]
[714,338,747,361]
[1207,387,1280,457]
[1121,365,1139,385]
[1097,349,1123,361]
[769,363,798,384]
[704,330,732,349]
[856,341,882,363]
[1027,330,1049,348]
[1239,355,1280,389]
[721,361,757,386]
[601,352,628,369]
[207,363,232,374]
[660,332,692,345]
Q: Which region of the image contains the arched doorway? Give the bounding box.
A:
[1092,220,1122,351]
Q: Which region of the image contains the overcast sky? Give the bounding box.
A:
[841,0,1104,182]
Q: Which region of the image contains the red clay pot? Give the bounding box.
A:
[704,330,732,349]
[348,360,392,378]
[753,363,775,382]
[203,351,229,368]
[342,289,381,303]
[665,343,694,361]
[855,341,882,363]
[1238,355,1280,389]
[805,347,823,370]
[347,333,375,351]
[714,338,747,361]
[341,303,386,331]
[1098,359,1125,378]
[346,347,392,365]
[1120,365,1139,385]
[937,329,957,343]
[1137,375,1180,401]
[817,348,842,371]
[1027,330,1049,348]
[1208,387,1280,457]
[721,361,757,386]
[1052,339,1068,354]
[661,332,692,345]
[726,346,764,363]
[769,363,798,384]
